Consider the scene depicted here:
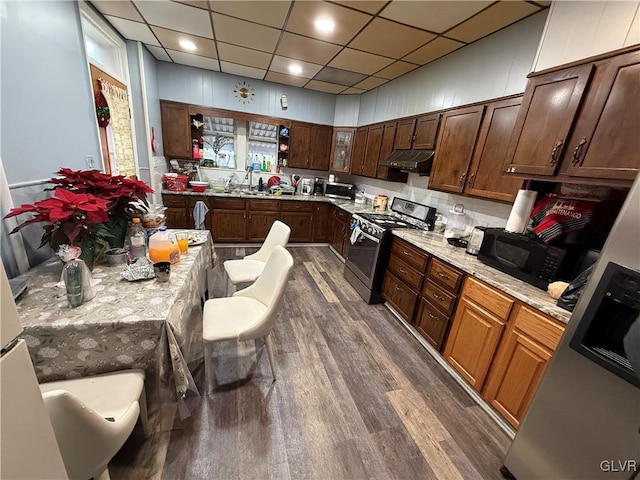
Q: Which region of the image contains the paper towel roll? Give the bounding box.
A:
[505,190,537,233]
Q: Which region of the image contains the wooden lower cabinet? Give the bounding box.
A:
[281,211,313,242]
[312,203,331,242]
[329,207,351,258]
[482,304,565,429]
[247,211,278,242]
[415,298,450,349]
[381,271,418,321]
[165,207,189,229]
[212,210,246,242]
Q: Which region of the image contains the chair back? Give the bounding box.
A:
[42,389,140,480]
[237,245,293,341]
[245,220,291,263]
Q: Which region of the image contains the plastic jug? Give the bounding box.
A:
[148,227,181,264]
[444,204,470,239]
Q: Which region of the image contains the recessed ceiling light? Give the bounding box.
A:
[179,39,196,51]
[314,17,335,33]
[289,64,303,75]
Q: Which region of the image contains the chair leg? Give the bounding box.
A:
[226,278,236,297]
[95,466,110,480]
[204,341,213,396]
[264,334,276,380]
[139,386,151,438]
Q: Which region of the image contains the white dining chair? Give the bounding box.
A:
[223,220,291,296]
[39,369,148,480]
[203,245,294,394]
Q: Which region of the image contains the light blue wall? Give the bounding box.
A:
[142,45,163,157]
[126,41,151,186]
[157,63,336,125]
[1,0,101,184]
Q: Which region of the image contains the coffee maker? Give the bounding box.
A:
[313,178,324,196]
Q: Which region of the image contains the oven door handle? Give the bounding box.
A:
[357,230,381,244]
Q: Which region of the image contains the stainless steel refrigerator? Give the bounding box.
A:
[0,263,68,479]
[503,175,640,479]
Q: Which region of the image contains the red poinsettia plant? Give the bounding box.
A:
[5,168,153,268]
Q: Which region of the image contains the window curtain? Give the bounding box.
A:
[99,79,135,177]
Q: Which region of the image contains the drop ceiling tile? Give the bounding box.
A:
[332,1,387,15]
[313,66,367,86]
[145,45,172,62]
[305,80,348,94]
[348,17,436,58]
[353,76,388,90]
[105,16,160,46]
[220,61,266,80]
[446,1,541,43]
[536,1,552,6]
[329,48,394,75]
[340,86,367,94]
[213,13,280,53]
[270,55,323,79]
[380,1,493,33]
[91,1,142,22]
[264,71,308,88]
[134,1,212,38]
[276,32,342,65]
[375,60,419,80]
[285,1,371,45]
[217,42,272,69]
[403,36,464,64]
[167,49,220,70]
[173,0,209,9]
[151,26,217,57]
[209,1,291,29]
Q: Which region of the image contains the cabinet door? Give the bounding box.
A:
[361,124,383,178]
[415,298,451,350]
[394,118,416,150]
[289,122,311,168]
[340,215,351,258]
[443,297,506,391]
[429,105,484,194]
[281,212,313,242]
[160,102,191,158]
[247,212,279,242]
[165,207,189,229]
[329,214,345,255]
[330,128,355,173]
[412,113,441,149]
[381,272,418,322]
[376,121,397,179]
[212,210,246,242]
[466,97,523,202]
[312,203,331,242]
[309,125,332,170]
[505,64,593,176]
[350,127,368,175]
[564,50,640,181]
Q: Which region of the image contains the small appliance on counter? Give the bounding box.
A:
[373,195,389,211]
[325,182,355,200]
[444,203,471,239]
[300,178,313,196]
[465,226,486,255]
[313,178,324,195]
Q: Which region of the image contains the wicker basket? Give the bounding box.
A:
[163,174,189,192]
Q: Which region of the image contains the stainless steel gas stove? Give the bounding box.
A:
[344,197,436,304]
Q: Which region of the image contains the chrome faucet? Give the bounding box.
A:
[224,172,237,192]
[244,166,253,191]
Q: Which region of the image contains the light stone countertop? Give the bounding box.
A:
[391,229,572,324]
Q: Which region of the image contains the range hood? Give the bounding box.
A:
[378,149,435,175]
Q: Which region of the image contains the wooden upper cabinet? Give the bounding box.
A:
[330,128,356,173]
[160,101,191,158]
[394,118,416,150]
[350,127,368,175]
[376,121,397,180]
[429,105,484,194]
[412,113,441,149]
[361,124,383,177]
[505,64,594,177]
[562,49,640,181]
[309,125,332,170]
[289,122,311,168]
[466,97,523,203]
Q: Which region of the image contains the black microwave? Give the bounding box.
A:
[324,182,355,200]
[477,228,585,289]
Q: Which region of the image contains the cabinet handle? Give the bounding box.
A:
[432,293,443,301]
[402,251,410,256]
[399,269,407,274]
[467,173,475,188]
[408,135,412,143]
[437,272,449,279]
[571,137,587,166]
[395,286,401,291]
[459,172,467,187]
[549,139,564,165]
[428,312,439,321]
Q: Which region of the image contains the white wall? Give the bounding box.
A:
[126,41,150,186]
[333,95,360,127]
[534,1,640,72]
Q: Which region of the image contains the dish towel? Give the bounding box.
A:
[193,201,209,230]
[350,226,362,245]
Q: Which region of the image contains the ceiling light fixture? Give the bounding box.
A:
[314,18,335,33]
[288,64,303,75]
[179,39,197,51]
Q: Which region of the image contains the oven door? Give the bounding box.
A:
[345,229,382,288]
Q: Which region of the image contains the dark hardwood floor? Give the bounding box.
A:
[110,246,510,479]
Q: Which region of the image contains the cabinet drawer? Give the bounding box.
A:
[334,207,349,222]
[512,304,565,351]
[390,238,429,272]
[416,298,451,350]
[162,194,187,208]
[422,280,456,315]
[388,255,423,292]
[428,258,463,292]
[213,198,245,210]
[382,272,419,322]
[247,199,279,211]
[186,196,209,209]
[281,201,314,212]
[463,277,514,320]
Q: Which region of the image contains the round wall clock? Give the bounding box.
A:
[233,81,255,105]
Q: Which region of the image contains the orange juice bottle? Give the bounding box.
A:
[148,227,181,264]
